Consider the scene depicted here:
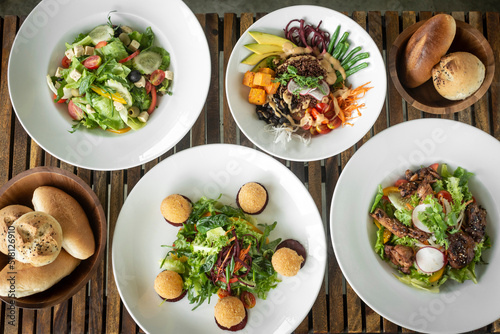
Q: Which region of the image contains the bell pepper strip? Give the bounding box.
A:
[90,86,127,104]
[119,50,140,63]
[428,267,445,283]
[106,127,131,134]
[147,85,157,114]
[382,186,399,196]
[53,93,67,104]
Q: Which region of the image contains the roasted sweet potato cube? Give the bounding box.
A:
[242,71,256,87]
[253,72,272,86]
[258,67,276,76]
[264,81,280,95]
[248,88,267,105]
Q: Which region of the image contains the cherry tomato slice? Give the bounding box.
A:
[145,80,152,95]
[119,50,140,63]
[429,163,439,171]
[95,41,107,49]
[83,55,102,70]
[437,190,453,203]
[218,277,238,284]
[217,288,230,299]
[147,86,157,114]
[68,100,84,120]
[315,102,328,113]
[53,93,67,104]
[395,179,409,187]
[310,107,320,119]
[316,123,332,134]
[150,69,166,86]
[240,291,256,309]
[327,116,342,130]
[61,55,71,68]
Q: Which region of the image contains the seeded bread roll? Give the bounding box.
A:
[11,211,63,267]
[402,14,456,88]
[32,186,95,260]
[0,205,33,255]
[431,52,485,100]
[0,249,80,298]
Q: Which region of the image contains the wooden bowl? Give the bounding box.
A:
[0,167,106,309]
[389,19,494,114]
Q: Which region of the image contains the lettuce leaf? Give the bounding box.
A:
[100,39,129,61]
[149,46,170,70]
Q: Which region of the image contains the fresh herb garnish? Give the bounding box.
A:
[274,65,325,97]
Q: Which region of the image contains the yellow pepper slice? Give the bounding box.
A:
[106,127,131,134]
[383,186,400,196]
[374,220,392,244]
[91,85,127,104]
[428,267,445,283]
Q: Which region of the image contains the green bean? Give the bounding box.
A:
[337,31,349,45]
[331,43,343,59]
[327,25,341,54]
[340,46,362,66]
[334,62,369,84]
[338,42,350,61]
[344,52,370,70]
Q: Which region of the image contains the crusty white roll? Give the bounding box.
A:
[32,186,95,260]
[0,205,33,255]
[0,249,80,298]
[431,52,485,100]
[402,14,456,88]
[11,211,63,267]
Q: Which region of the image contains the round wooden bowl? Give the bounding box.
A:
[388,19,494,114]
[0,167,106,309]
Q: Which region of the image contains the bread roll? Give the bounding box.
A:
[0,249,80,298]
[432,52,485,100]
[402,14,456,88]
[32,186,95,260]
[0,205,33,255]
[11,211,63,267]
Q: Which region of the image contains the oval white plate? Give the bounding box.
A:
[112,144,327,334]
[225,5,386,162]
[331,119,500,333]
[8,0,210,170]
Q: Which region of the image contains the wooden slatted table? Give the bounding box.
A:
[0,10,499,334]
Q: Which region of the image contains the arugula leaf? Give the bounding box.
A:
[79,73,96,95]
[140,27,155,50]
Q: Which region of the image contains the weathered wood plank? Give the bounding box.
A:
[205,13,220,144]
[385,11,404,127]
[402,12,421,122]
[223,13,238,145]
[36,307,51,334]
[486,12,500,140]
[53,300,69,333]
[192,14,208,148]
[21,309,35,334]
[239,13,255,149]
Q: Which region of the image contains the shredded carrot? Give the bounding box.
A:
[225,226,235,235]
[330,81,372,127]
[216,245,234,280]
[406,203,414,210]
[233,243,251,273]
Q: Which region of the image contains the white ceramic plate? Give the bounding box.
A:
[8,0,210,170]
[225,5,386,162]
[112,144,327,334]
[331,119,500,334]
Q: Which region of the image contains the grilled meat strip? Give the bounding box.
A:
[399,166,441,200]
[371,208,430,244]
[463,202,487,243]
[384,244,415,274]
[447,231,476,269]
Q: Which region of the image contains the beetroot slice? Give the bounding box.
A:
[157,289,187,302]
[236,182,269,215]
[215,308,248,331]
[164,195,192,227]
[276,239,307,268]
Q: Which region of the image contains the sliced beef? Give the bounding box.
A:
[447,231,476,269]
[400,166,440,199]
[370,208,430,244]
[398,181,418,198]
[417,182,434,201]
[405,167,441,182]
[384,244,415,274]
[463,202,487,243]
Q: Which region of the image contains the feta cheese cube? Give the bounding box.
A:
[113,101,125,111]
[73,45,84,57]
[69,69,82,82]
[134,76,146,88]
[165,70,174,81]
[121,26,133,34]
[128,40,140,52]
[64,49,75,60]
[86,104,95,114]
[54,67,64,77]
[137,111,149,123]
[84,46,95,56]
[54,81,61,89]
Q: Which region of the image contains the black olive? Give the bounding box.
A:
[114,26,123,37]
[128,70,142,83]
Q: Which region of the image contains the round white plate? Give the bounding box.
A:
[225,5,386,162]
[8,0,210,170]
[112,144,327,334]
[331,119,500,334]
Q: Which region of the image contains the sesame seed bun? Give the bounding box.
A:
[0,205,33,255]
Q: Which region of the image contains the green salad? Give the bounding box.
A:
[47,15,172,133]
[160,196,282,309]
[370,163,490,293]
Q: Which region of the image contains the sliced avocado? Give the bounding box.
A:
[244,43,283,54]
[241,52,281,66]
[248,31,296,47]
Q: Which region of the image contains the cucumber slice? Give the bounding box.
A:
[132,51,162,74]
[388,192,411,211]
[89,25,114,45]
[106,79,132,107]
